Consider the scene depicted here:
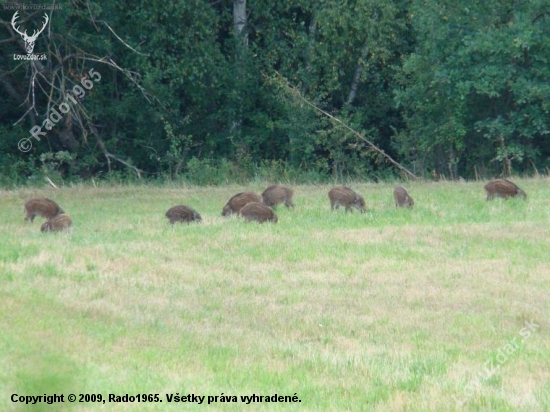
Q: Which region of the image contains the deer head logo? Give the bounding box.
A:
[11,11,49,54]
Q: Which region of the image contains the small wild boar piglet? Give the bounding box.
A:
[41,214,72,232]
[24,197,64,222]
[240,202,278,223]
[393,186,414,208]
[328,186,366,213]
[261,185,294,208]
[484,179,527,201]
[165,205,202,224]
[222,192,262,216]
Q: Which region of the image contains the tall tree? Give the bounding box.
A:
[395,0,550,178]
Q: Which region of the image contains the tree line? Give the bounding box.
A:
[1,0,549,185]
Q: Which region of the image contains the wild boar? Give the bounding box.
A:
[393,186,414,207]
[484,179,527,200]
[165,205,202,224]
[24,197,64,222]
[240,202,278,223]
[222,192,262,216]
[328,186,366,213]
[40,214,72,232]
[261,185,294,208]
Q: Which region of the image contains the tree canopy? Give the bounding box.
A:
[1,0,549,185]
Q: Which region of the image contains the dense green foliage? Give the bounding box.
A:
[1,1,549,185]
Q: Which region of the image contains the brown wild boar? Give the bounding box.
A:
[240,202,278,223]
[328,186,366,213]
[484,179,527,201]
[393,186,414,207]
[261,184,294,208]
[24,197,64,222]
[165,205,202,224]
[41,214,72,232]
[222,192,262,216]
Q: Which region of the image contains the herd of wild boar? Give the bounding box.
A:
[23,179,527,232]
[24,197,72,232]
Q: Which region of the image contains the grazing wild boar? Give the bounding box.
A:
[240,202,278,223]
[328,186,366,213]
[41,214,72,232]
[24,197,64,222]
[165,205,202,224]
[484,179,527,201]
[393,186,414,208]
[222,192,262,217]
[261,184,295,208]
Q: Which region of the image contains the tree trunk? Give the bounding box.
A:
[233,0,247,45]
[303,11,318,93]
[448,145,458,180]
[345,44,369,107]
[230,0,248,141]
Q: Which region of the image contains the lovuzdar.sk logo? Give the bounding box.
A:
[11,11,48,60]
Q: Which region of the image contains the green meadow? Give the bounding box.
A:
[0,179,549,411]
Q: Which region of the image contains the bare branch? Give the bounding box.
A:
[98,20,150,56]
[85,0,99,31]
[12,105,36,126]
[91,124,143,179]
[532,12,549,23]
[0,35,19,45]
[3,10,160,157]
[0,74,24,101]
[73,55,167,109]
[45,176,59,189]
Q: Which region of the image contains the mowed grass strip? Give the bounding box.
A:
[0,179,549,411]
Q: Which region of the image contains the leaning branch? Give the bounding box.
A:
[268,71,417,180]
[91,125,143,179]
[104,153,143,179]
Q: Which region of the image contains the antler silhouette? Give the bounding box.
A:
[11,11,49,54]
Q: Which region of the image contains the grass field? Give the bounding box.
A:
[0,179,549,411]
